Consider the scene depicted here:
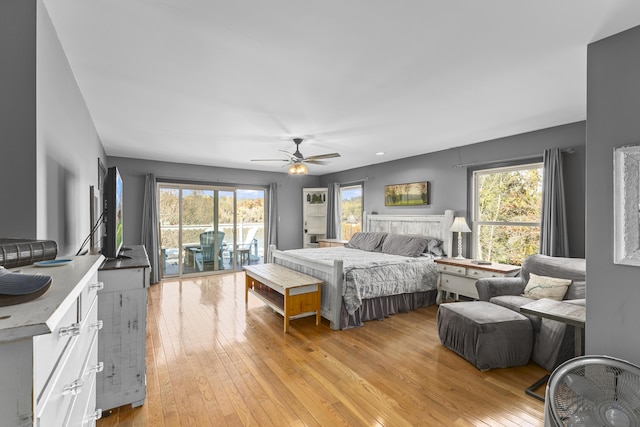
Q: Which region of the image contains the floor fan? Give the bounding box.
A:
[545,355,640,426]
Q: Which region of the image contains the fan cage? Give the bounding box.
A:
[547,355,640,427]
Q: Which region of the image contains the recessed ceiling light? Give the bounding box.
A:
[375,152,385,156]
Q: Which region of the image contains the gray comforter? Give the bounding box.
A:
[283,247,439,314]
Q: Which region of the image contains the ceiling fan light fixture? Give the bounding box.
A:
[288,162,308,175]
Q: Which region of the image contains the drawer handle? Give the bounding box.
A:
[91,320,104,331]
[90,362,104,374]
[472,271,479,275]
[63,379,84,395]
[86,409,103,422]
[59,323,81,337]
[89,282,104,292]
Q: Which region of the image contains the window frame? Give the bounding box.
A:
[468,158,543,263]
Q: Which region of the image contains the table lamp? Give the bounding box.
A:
[449,217,471,259]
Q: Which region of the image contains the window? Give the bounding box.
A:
[471,162,543,265]
[340,184,363,240]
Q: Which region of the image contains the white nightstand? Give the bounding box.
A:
[434,258,520,304]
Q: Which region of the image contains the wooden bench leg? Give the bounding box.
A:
[316,286,321,326]
[245,274,251,304]
[284,289,290,333]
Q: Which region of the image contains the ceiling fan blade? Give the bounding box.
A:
[251,159,289,162]
[304,159,328,165]
[278,149,298,160]
[305,153,341,160]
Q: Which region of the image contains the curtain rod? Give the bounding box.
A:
[452,148,575,169]
[342,177,369,184]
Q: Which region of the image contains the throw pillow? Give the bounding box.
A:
[522,273,572,301]
[346,232,387,252]
[380,234,429,257]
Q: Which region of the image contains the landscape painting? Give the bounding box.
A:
[384,181,429,206]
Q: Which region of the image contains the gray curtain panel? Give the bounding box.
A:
[266,183,278,261]
[141,173,161,284]
[326,182,341,239]
[540,148,569,257]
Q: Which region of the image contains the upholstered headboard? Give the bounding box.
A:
[363,210,455,257]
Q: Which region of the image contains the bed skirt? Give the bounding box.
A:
[339,289,437,329]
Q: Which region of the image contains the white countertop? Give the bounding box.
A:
[0,255,104,343]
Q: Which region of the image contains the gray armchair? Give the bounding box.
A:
[475,254,586,371]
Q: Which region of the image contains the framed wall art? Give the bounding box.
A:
[614,144,640,266]
[384,181,429,206]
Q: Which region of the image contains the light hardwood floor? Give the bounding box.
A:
[98,272,547,426]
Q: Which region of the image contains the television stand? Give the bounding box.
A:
[98,245,151,410]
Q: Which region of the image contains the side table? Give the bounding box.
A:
[434,258,520,304]
[520,298,586,401]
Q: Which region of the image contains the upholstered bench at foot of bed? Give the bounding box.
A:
[437,301,533,371]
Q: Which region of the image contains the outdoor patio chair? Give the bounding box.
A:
[195,231,225,271]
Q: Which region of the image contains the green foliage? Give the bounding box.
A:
[477,225,540,266]
[341,194,362,239]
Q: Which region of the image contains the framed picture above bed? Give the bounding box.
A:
[384,181,429,206]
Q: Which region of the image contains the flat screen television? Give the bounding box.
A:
[102,166,124,259]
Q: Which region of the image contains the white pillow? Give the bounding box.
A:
[522,273,572,301]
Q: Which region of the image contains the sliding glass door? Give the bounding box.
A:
[158,183,265,278]
[235,189,265,269]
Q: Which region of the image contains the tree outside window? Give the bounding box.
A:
[472,163,543,265]
[340,184,363,239]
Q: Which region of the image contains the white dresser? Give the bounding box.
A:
[434,258,520,304]
[0,255,104,427]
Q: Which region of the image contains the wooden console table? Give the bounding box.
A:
[244,264,322,333]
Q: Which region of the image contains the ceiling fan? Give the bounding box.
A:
[251,138,341,174]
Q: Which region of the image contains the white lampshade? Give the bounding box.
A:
[346,214,357,225]
[288,162,308,175]
[449,217,471,233]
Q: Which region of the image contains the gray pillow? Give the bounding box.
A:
[380,234,429,257]
[346,232,387,252]
[424,237,444,256]
[428,244,445,257]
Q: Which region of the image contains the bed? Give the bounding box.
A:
[268,210,454,329]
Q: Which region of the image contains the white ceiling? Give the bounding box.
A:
[43,0,640,175]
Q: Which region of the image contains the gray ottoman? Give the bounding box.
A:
[437,301,533,371]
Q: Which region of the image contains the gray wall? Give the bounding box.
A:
[36,0,106,255]
[0,0,37,239]
[114,121,586,258]
[586,25,640,365]
[109,156,320,251]
[0,0,105,255]
[320,122,586,258]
